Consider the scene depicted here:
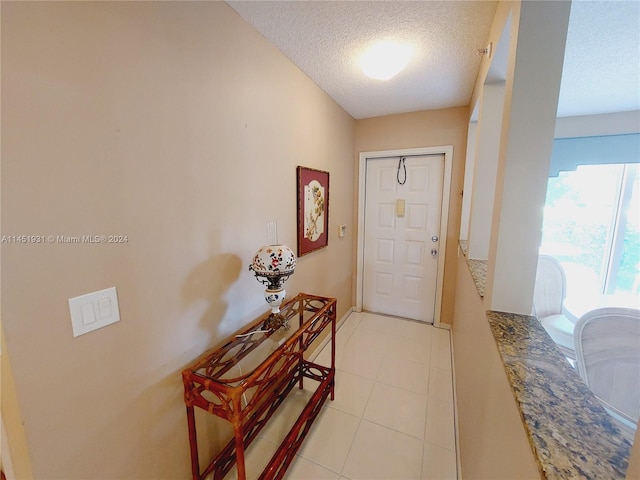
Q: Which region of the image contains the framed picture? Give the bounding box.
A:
[297,166,329,256]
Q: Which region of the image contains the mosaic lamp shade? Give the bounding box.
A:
[249,244,296,329]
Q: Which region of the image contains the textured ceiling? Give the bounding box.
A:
[228,1,640,120]
[228,1,497,119]
[558,0,640,117]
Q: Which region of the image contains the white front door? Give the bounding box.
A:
[362,155,444,323]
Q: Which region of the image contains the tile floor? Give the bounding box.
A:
[226,311,458,480]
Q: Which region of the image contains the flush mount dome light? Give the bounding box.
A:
[360,41,414,81]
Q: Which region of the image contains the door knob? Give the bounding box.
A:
[431,235,439,242]
[431,248,438,257]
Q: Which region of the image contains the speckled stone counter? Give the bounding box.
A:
[459,240,468,256]
[459,242,487,297]
[466,259,487,297]
[487,310,632,479]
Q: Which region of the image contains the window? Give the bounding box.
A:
[540,163,640,318]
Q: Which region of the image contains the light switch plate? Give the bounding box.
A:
[69,287,120,337]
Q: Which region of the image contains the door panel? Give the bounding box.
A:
[363,155,444,322]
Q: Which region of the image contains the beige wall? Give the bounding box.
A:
[451,254,541,479]
[1,2,354,478]
[1,331,34,480]
[354,107,469,325]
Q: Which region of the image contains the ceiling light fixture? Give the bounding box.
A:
[360,41,414,81]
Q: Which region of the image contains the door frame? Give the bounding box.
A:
[356,146,453,326]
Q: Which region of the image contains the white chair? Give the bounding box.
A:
[574,307,640,440]
[532,255,576,360]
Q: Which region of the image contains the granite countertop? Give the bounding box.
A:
[459,241,487,297]
[459,240,468,256]
[458,241,633,478]
[487,310,632,479]
[466,259,487,297]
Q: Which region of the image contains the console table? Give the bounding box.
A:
[182,293,336,480]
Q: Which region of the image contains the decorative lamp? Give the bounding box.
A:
[249,244,296,330]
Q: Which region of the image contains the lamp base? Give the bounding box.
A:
[263,287,290,330]
[264,312,289,331]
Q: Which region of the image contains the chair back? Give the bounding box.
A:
[574,307,640,429]
[532,255,566,319]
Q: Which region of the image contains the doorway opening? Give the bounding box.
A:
[356,146,453,326]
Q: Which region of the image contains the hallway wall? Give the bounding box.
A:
[1,3,355,478]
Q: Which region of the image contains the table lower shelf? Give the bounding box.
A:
[203,360,334,480]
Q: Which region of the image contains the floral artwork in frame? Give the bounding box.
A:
[297,166,329,256]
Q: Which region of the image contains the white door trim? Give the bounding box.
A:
[356,145,453,327]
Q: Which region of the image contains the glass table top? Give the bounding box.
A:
[188,293,333,384]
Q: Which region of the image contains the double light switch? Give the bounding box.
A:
[69,286,120,337]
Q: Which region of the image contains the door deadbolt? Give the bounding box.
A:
[431,248,438,257]
[431,235,439,242]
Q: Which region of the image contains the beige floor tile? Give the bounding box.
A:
[345,323,390,353]
[312,311,362,367]
[428,366,454,404]
[233,312,457,479]
[298,407,360,473]
[385,318,435,342]
[284,456,340,479]
[259,388,312,445]
[358,312,402,335]
[385,334,433,365]
[342,420,423,479]
[327,369,375,417]
[376,356,430,395]
[431,350,451,371]
[333,320,356,361]
[422,442,457,480]
[361,313,432,339]
[313,343,333,366]
[424,396,456,451]
[339,311,364,337]
[432,327,451,343]
[336,342,385,379]
[363,382,427,439]
[430,332,452,371]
